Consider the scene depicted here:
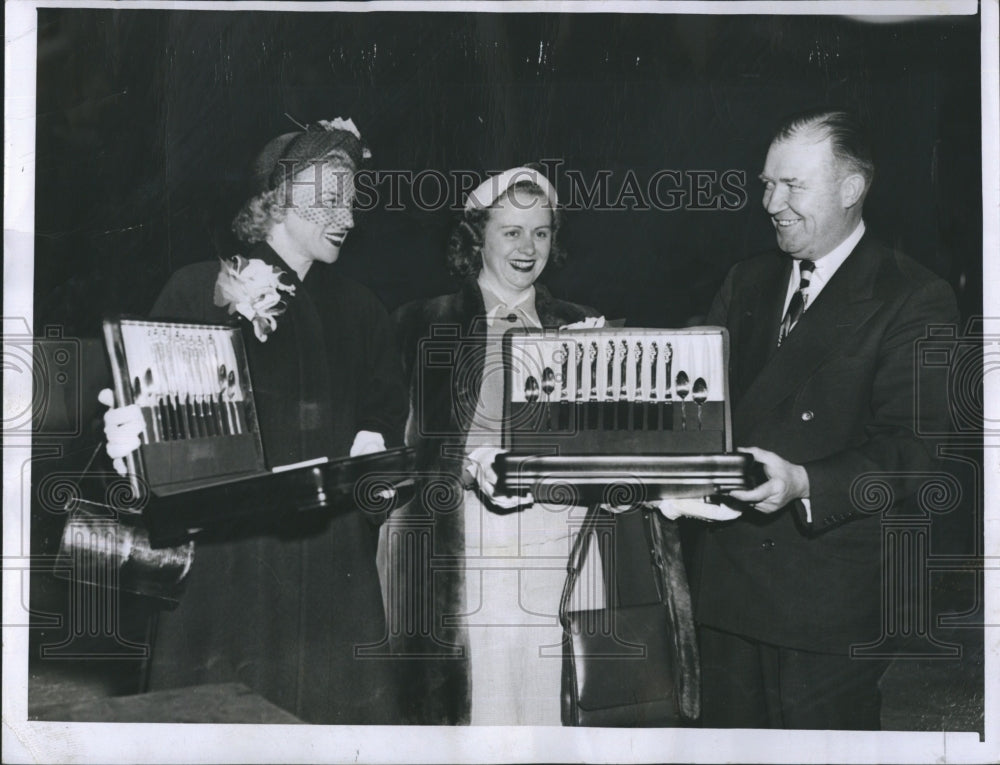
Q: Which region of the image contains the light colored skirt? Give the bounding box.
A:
[461,490,605,726]
[376,490,607,726]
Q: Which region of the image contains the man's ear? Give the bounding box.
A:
[840,173,866,209]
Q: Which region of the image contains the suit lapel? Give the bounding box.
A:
[734,238,884,438]
[734,256,791,392]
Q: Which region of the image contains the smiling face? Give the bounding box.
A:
[760,131,861,261]
[280,157,357,267]
[478,187,553,298]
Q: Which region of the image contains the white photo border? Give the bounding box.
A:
[4,1,996,763]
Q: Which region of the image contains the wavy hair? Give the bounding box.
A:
[446,180,567,278]
[772,108,875,192]
[232,188,288,244]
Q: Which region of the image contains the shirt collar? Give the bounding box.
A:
[479,283,542,328]
[809,219,865,281]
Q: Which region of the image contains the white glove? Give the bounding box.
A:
[349,431,396,499]
[350,430,386,457]
[656,497,742,522]
[560,316,606,330]
[98,388,144,476]
[465,446,534,510]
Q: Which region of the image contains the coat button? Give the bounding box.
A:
[761,538,775,550]
[801,410,814,421]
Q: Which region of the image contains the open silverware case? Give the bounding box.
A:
[103,317,266,495]
[100,317,415,547]
[501,327,733,455]
[497,327,759,503]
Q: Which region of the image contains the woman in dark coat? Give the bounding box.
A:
[122,119,408,724]
[382,168,699,725]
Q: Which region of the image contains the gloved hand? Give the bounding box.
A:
[465,446,534,510]
[606,503,642,514]
[349,430,397,500]
[656,497,742,522]
[350,430,386,457]
[98,388,144,476]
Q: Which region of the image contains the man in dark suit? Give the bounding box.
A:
[687,109,959,729]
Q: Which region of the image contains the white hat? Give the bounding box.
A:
[464,166,558,211]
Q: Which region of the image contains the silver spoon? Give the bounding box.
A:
[675,371,690,430]
[542,367,556,430]
[693,377,708,430]
[525,375,540,403]
[541,367,556,399]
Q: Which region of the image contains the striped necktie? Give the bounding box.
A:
[778,260,815,346]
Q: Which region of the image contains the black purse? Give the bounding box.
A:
[559,504,700,727]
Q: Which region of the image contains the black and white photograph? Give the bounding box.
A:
[3,0,997,762]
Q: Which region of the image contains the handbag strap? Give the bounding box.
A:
[559,504,669,628]
[559,503,603,630]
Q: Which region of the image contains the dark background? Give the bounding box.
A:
[33,8,982,335]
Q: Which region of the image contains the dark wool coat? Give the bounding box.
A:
[388,277,700,724]
[693,236,959,653]
[145,242,408,724]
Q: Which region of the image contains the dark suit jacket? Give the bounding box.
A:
[692,234,959,653]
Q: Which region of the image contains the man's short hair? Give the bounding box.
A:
[772,108,875,190]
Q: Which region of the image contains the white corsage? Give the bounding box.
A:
[213,256,296,342]
[316,117,372,159]
[560,316,607,330]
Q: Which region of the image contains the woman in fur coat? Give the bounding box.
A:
[383,167,699,726]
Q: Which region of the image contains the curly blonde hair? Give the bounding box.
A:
[231,188,289,243]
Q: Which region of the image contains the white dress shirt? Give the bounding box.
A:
[781,220,866,318]
[780,220,865,522]
[465,283,542,450]
[482,284,542,329]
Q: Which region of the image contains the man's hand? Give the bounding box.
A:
[98,388,144,476]
[656,497,743,522]
[728,446,809,514]
[465,446,534,510]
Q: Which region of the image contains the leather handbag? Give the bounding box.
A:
[559,504,699,727]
